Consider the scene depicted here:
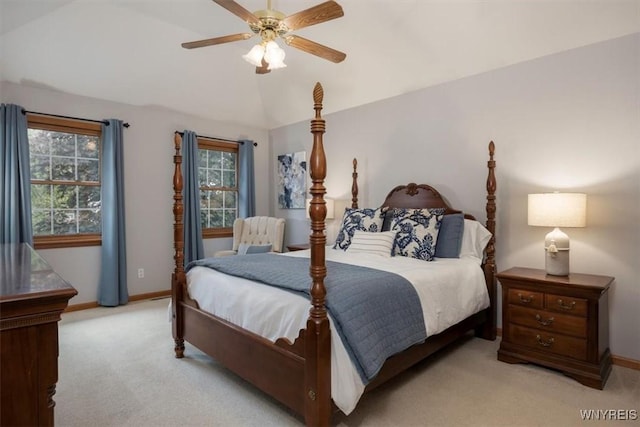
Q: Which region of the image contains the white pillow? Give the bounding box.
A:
[346,230,396,257]
[459,219,492,262]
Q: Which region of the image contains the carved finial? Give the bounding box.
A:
[352,158,357,170]
[174,131,181,151]
[313,82,324,104]
[489,141,495,158]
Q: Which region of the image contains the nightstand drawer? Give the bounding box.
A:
[507,288,544,309]
[509,305,587,338]
[545,293,588,317]
[507,324,587,360]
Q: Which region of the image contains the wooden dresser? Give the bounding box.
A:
[497,267,613,389]
[0,243,77,426]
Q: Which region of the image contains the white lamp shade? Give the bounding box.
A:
[305,198,334,220]
[528,193,587,228]
[242,44,265,66]
[264,41,287,70]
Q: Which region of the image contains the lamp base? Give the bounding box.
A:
[545,250,570,276]
[544,227,570,276]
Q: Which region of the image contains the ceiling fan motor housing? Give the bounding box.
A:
[250,9,290,40]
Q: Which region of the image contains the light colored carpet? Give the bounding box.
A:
[56,298,639,427]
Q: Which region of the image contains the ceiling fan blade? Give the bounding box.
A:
[255,59,271,74]
[284,35,346,63]
[182,33,252,49]
[283,1,344,31]
[212,0,261,26]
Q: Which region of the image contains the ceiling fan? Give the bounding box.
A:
[181,0,347,74]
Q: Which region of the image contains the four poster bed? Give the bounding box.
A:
[171,83,497,426]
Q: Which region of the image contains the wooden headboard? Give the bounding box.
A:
[348,159,481,221]
[380,183,476,220]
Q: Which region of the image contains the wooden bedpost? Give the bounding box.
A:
[305,83,331,427]
[172,132,186,358]
[351,158,358,209]
[480,141,497,340]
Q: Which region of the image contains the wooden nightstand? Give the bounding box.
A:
[287,243,310,252]
[497,267,613,389]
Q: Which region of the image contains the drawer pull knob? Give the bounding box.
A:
[518,293,534,304]
[557,299,576,311]
[536,335,555,347]
[535,314,554,326]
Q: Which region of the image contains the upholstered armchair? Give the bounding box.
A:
[213,216,286,257]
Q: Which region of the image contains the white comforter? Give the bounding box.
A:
[187,248,489,414]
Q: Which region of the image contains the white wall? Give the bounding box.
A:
[1,81,270,304]
[269,34,640,361]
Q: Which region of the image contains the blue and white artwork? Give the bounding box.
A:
[277,151,306,209]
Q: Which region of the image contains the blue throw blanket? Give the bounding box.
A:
[187,254,426,383]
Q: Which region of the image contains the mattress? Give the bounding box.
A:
[186,248,489,414]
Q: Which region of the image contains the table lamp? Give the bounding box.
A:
[528,192,587,276]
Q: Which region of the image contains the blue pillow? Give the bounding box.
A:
[237,243,272,255]
[434,213,464,258]
[381,208,394,232]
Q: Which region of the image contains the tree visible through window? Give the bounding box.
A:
[198,139,238,238]
[27,115,102,249]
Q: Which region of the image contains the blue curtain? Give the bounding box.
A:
[239,140,255,218]
[98,119,128,306]
[0,104,33,245]
[182,130,204,264]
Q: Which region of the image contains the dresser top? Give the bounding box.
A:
[0,243,77,302]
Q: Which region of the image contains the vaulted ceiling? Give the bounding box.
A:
[1,0,638,129]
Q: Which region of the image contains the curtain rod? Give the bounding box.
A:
[174,130,257,146]
[22,109,130,128]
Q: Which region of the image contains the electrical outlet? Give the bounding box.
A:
[137,268,144,279]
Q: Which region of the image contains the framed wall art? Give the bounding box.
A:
[277,151,306,209]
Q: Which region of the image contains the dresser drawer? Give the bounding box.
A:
[507,324,587,360]
[545,293,588,317]
[508,305,587,338]
[508,288,544,309]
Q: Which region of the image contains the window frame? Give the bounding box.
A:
[27,114,103,249]
[198,138,239,239]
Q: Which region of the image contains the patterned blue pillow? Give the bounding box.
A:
[391,208,446,261]
[333,208,385,250]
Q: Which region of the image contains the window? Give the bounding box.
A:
[27,115,102,249]
[198,139,238,238]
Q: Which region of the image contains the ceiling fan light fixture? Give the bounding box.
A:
[242,43,265,66]
[264,40,286,70]
[183,0,346,72]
